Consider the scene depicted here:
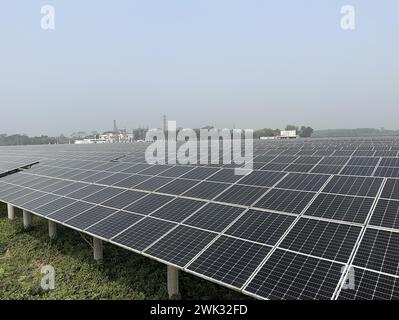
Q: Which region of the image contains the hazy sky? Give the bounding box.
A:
[0,1,398,136]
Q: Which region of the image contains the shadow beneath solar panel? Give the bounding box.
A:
[0,203,248,300]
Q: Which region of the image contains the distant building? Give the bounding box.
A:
[279,130,297,139]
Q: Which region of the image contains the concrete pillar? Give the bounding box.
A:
[93,237,103,263]
[22,210,32,229]
[48,220,57,239]
[167,265,180,299]
[7,203,15,220]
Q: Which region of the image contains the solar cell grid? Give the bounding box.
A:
[101,190,147,209]
[184,204,245,232]
[65,205,117,230]
[353,228,399,276]
[112,218,176,251]
[225,210,295,245]
[150,198,206,222]
[188,236,271,288]
[82,187,121,204]
[238,171,286,187]
[310,164,342,175]
[304,193,374,224]
[322,175,382,197]
[369,199,399,229]
[215,184,267,206]
[66,184,104,199]
[113,174,150,188]
[284,163,314,173]
[156,179,200,195]
[47,201,95,222]
[340,165,376,176]
[9,190,48,207]
[145,226,218,267]
[181,167,220,180]
[3,139,399,300]
[134,176,174,191]
[337,267,399,300]
[1,188,35,202]
[254,189,315,214]
[375,167,399,178]
[22,194,61,211]
[123,194,175,215]
[244,249,343,300]
[276,173,329,192]
[183,181,231,200]
[381,179,399,200]
[157,166,194,178]
[86,211,143,239]
[279,218,361,262]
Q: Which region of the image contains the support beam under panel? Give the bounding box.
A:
[93,237,103,263]
[48,220,57,239]
[22,210,32,229]
[7,204,15,220]
[167,265,180,299]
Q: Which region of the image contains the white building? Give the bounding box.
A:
[279,130,297,139]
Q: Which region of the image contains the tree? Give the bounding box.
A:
[299,126,314,138]
[285,125,299,131]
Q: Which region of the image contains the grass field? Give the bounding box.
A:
[0,203,247,300]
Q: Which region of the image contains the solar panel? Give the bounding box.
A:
[113,174,151,188]
[275,173,329,192]
[381,178,399,200]
[47,201,95,222]
[83,187,121,204]
[150,198,206,222]
[67,184,105,199]
[370,199,399,229]
[182,181,230,200]
[238,171,286,187]
[145,226,218,267]
[188,236,271,288]
[340,165,375,176]
[322,175,383,197]
[353,228,399,276]
[34,198,77,217]
[66,206,118,230]
[337,268,399,300]
[225,210,295,245]
[86,211,143,239]
[254,189,315,214]
[244,249,343,300]
[21,194,61,211]
[184,204,245,232]
[123,194,175,215]
[279,218,361,262]
[215,185,267,206]
[102,190,147,209]
[3,138,399,300]
[112,218,176,251]
[181,167,220,180]
[304,193,374,224]
[134,176,174,191]
[156,179,200,195]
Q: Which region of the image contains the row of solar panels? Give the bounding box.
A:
[1,160,399,299]
[2,140,399,299]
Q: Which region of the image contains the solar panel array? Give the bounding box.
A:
[1,138,399,300]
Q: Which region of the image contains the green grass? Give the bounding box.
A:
[0,203,247,300]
